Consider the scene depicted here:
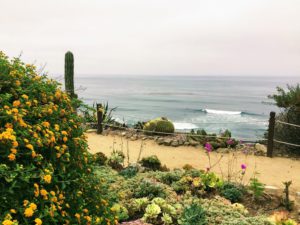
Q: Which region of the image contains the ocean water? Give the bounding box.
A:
[71,75,300,140]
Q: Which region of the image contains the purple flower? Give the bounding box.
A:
[241,164,247,170]
[227,139,234,146]
[205,142,212,153]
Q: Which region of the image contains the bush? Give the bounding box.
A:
[0,52,116,224]
[134,179,167,200]
[143,117,175,135]
[108,151,125,171]
[268,85,300,154]
[220,182,244,203]
[119,165,139,178]
[93,152,108,166]
[140,155,162,171]
[179,203,207,225]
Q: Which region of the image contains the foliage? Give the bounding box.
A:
[268,84,300,110]
[220,182,244,203]
[0,52,116,224]
[133,179,167,200]
[108,151,125,171]
[143,117,175,135]
[178,203,207,225]
[93,152,108,166]
[282,181,293,211]
[119,165,139,178]
[140,155,162,171]
[268,85,300,154]
[249,178,265,200]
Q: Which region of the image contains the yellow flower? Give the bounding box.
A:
[50,191,56,196]
[42,121,50,128]
[12,100,21,107]
[26,101,32,107]
[40,189,48,196]
[43,174,52,184]
[55,91,61,99]
[11,108,18,114]
[15,80,21,86]
[29,203,37,210]
[21,94,29,100]
[61,131,68,136]
[10,209,16,214]
[24,207,34,217]
[63,137,68,142]
[10,148,17,154]
[26,144,34,151]
[8,153,16,161]
[34,218,42,225]
[83,208,88,214]
[2,220,14,225]
[31,151,37,158]
[23,200,29,206]
[12,141,18,147]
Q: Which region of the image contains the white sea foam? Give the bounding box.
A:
[174,122,198,130]
[204,109,242,115]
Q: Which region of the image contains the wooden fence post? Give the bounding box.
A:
[267,111,276,157]
[97,104,103,134]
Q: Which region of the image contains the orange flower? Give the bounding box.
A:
[13,100,21,107]
[63,137,68,143]
[21,94,29,100]
[10,148,17,154]
[8,153,16,161]
[24,207,34,217]
[43,174,52,184]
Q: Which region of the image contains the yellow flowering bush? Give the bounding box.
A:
[0,52,117,224]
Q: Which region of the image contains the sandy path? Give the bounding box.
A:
[87,132,300,192]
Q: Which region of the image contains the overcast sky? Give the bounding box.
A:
[1,0,299,76]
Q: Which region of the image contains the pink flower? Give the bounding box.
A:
[241,164,247,170]
[227,139,234,146]
[205,142,212,153]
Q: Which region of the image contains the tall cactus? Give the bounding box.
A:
[64,51,76,98]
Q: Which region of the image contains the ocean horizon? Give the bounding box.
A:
[57,75,300,140]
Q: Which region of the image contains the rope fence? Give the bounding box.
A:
[91,107,300,158]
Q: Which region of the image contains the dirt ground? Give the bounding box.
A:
[86,132,300,193]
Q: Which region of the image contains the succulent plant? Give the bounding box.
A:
[143,203,161,220]
[64,51,76,98]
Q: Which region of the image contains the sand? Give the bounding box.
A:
[87,132,300,193]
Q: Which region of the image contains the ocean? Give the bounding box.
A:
[70,75,300,140]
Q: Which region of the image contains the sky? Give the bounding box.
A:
[1,0,300,76]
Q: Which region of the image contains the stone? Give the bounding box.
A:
[178,139,184,145]
[184,141,190,146]
[189,140,199,146]
[255,143,267,154]
[85,129,97,133]
[171,140,179,147]
[156,137,164,145]
[126,133,133,139]
[265,185,280,195]
[142,137,148,140]
[163,138,172,146]
[121,132,126,136]
[130,135,138,141]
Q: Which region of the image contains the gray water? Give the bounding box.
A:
[71,75,300,140]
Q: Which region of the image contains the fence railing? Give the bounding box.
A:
[91,107,300,158]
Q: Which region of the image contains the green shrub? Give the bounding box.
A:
[134,179,167,200]
[119,165,139,178]
[268,85,300,154]
[143,117,175,135]
[220,182,244,203]
[0,52,116,224]
[93,152,108,166]
[108,151,125,171]
[249,178,265,200]
[140,155,162,171]
[179,203,207,225]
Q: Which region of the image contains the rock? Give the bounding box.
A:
[163,138,172,146]
[121,132,126,136]
[265,185,280,196]
[130,136,138,141]
[178,139,184,145]
[189,140,199,146]
[255,143,267,155]
[126,133,133,139]
[184,141,190,146]
[142,137,148,140]
[171,140,179,147]
[156,137,164,145]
